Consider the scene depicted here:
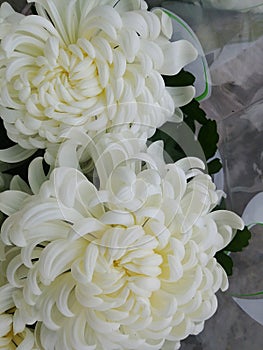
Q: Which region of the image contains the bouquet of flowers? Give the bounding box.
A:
[0,1,251,349]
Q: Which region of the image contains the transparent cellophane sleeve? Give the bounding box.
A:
[148,0,263,214]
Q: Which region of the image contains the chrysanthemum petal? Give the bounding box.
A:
[160,40,198,75]
[0,145,36,163]
[0,190,29,216]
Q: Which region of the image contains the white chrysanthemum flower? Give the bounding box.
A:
[0,150,243,350]
[0,172,38,349]
[0,0,197,160]
[0,284,38,349]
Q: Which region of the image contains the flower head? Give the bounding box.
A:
[0,0,197,161]
[0,148,243,350]
[0,284,38,349]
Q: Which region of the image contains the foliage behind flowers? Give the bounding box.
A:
[0,0,251,349]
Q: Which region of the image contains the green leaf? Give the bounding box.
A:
[0,119,15,149]
[224,226,252,252]
[160,71,221,174]
[216,226,252,276]
[215,251,233,276]
[149,129,186,163]
[181,99,208,125]
[184,116,196,133]
[198,120,219,159]
[162,69,195,87]
[31,3,37,14]
[213,198,226,211]
[207,158,222,175]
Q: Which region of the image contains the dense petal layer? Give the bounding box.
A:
[0,146,243,349]
[0,1,197,164]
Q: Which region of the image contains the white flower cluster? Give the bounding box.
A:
[0,0,244,349]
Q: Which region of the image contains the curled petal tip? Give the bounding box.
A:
[160,40,198,76]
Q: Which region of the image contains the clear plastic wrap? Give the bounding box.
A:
[148,1,263,349]
[1,1,263,349]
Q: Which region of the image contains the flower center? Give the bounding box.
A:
[113,258,133,276]
[13,40,104,123]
